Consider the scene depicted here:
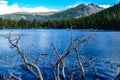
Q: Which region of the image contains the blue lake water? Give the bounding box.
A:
[0,29,120,80]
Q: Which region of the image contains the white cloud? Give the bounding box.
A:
[0,0,58,15]
[99,4,111,9]
[66,4,79,9]
[21,7,58,13]
[0,0,8,5]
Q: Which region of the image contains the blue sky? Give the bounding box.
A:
[7,0,118,9]
[0,0,119,15]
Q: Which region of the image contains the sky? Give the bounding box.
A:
[0,0,119,15]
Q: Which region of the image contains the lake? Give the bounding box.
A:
[0,29,120,80]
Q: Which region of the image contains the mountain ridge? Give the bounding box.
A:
[0,3,103,21]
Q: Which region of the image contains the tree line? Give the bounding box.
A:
[0,3,120,30]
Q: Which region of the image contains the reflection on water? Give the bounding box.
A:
[0,29,120,79]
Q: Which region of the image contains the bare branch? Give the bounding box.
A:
[70,68,81,80]
[7,33,43,80]
[5,72,21,80]
[51,42,60,57]
[52,41,66,80]
[75,47,85,79]
[21,63,39,78]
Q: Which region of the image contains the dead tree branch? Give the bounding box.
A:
[52,42,66,80]
[7,33,43,80]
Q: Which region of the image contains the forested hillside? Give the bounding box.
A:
[73,2,120,30]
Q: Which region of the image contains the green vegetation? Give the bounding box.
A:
[0,3,120,30]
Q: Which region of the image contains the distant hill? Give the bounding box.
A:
[0,11,57,21]
[0,3,103,21]
[13,11,57,16]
